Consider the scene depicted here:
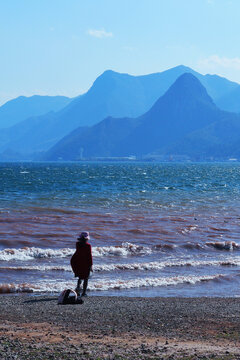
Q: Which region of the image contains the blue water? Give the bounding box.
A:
[0,162,240,297]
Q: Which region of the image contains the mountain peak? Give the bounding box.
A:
[97,69,133,81]
[171,65,192,72]
[163,73,214,105]
[90,70,122,91]
[171,72,205,89]
[101,69,118,77]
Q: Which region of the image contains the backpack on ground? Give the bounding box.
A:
[58,289,84,305]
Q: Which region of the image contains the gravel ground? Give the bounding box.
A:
[0,295,240,359]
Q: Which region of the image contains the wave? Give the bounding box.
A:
[180,226,198,234]
[92,242,152,257]
[206,241,239,251]
[97,258,240,271]
[0,265,71,272]
[182,243,204,250]
[0,274,224,294]
[0,240,239,262]
[127,229,146,235]
[1,258,240,273]
[0,247,73,261]
[0,242,152,261]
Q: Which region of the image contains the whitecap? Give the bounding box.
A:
[0,274,225,294]
[1,258,240,273]
[0,242,152,262]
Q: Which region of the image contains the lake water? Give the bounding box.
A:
[1,162,240,297]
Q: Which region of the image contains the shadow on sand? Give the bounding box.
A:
[24,297,58,303]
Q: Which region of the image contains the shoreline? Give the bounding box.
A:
[1,295,240,359]
[1,292,240,299]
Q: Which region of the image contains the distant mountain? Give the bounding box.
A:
[44,117,139,160]
[199,73,238,102]
[1,66,239,157]
[215,85,240,113]
[45,73,238,160]
[0,112,59,155]
[113,73,222,157]
[39,65,238,129]
[43,66,238,129]
[0,95,72,129]
[161,112,240,159]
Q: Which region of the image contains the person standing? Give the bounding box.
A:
[70,231,93,297]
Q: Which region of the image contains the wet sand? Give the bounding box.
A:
[0,295,240,359]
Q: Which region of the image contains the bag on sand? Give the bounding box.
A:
[58,289,84,305]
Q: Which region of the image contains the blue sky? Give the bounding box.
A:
[0,0,240,104]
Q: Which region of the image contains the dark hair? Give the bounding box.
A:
[77,236,87,243]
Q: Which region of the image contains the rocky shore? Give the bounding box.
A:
[0,295,240,359]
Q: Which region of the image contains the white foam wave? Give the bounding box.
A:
[0,274,224,293]
[88,274,224,291]
[0,247,73,261]
[0,262,163,273]
[0,240,238,262]
[92,242,152,257]
[93,258,240,271]
[0,243,151,261]
[161,258,240,268]
[1,258,240,273]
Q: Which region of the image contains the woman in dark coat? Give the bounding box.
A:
[71,231,93,297]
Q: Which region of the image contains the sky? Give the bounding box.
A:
[0,0,240,105]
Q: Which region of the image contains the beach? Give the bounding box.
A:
[1,295,240,359]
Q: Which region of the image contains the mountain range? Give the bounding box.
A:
[0,95,71,129]
[0,65,240,159]
[1,65,240,161]
[44,73,240,161]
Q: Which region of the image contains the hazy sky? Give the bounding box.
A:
[1,0,240,104]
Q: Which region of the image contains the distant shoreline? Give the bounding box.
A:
[1,159,240,163]
[1,295,240,359]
